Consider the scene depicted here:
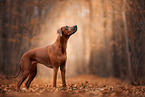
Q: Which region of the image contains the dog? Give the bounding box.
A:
[13,25,77,91]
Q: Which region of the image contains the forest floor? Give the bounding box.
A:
[0,75,145,97]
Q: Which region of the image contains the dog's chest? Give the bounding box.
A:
[57,55,67,63]
[50,53,67,65]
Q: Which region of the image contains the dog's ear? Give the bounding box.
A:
[57,28,62,36]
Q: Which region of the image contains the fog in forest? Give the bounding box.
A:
[0,0,145,85]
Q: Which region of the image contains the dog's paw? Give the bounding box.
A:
[60,85,67,91]
[51,87,58,92]
[21,87,29,92]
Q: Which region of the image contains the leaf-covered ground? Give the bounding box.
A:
[0,75,145,97]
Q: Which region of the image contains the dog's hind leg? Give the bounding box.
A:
[25,61,37,89]
[17,59,31,91]
[17,71,29,91]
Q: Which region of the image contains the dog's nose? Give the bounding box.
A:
[74,25,77,30]
[74,25,77,27]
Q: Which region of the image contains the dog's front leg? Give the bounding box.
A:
[60,65,66,87]
[53,67,58,87]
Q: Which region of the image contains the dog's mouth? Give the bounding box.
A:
[70,25,77,35]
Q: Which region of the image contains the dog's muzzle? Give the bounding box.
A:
[70,25,77,35]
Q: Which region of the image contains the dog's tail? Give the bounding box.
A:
[5,66,21,79]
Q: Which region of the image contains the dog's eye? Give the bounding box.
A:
[65,26,69,30]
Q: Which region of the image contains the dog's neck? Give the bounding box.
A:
[54,35,69,54]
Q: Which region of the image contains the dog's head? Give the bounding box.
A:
[57,25,77,37]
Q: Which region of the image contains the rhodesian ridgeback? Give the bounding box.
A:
[14,25,77,91]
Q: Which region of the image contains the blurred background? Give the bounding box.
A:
[0,0,144,85]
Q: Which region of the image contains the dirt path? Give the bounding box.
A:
[0,75,145,97]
